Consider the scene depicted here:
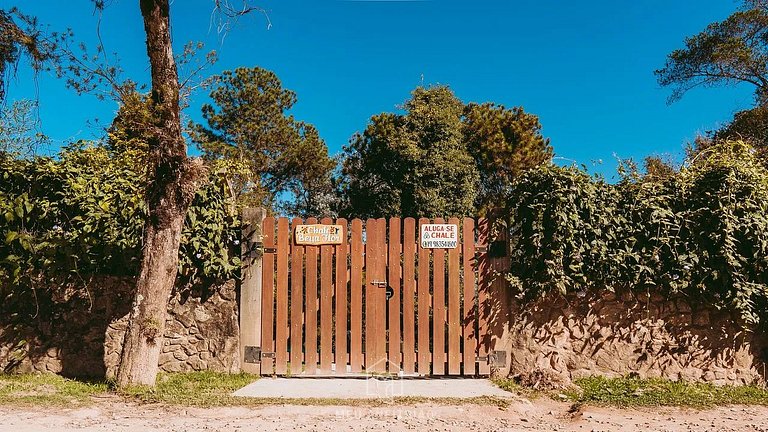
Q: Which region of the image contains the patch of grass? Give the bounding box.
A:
[121,372,512,408]
[0,373,109,406]
[492,377,542,399]
[119,371,258,406]
[0,372,513,408]
[492,377,521,393]
[564,376,768,408]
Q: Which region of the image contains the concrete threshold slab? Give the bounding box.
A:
[233,378,512,399]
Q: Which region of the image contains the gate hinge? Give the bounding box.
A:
[474,242,508,258]
[244,346,276,364]
[477,350,507,367]
[252,241,277,254]
[244,346,261,364]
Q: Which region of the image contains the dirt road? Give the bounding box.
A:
[1,398,767,431]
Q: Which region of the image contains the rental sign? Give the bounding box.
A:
[420,223,458,249]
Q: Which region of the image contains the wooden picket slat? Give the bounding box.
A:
[370,218,389,372]
[401,218,416,375]
[432,217,446,375]
[476,217,491,375]
[349,219,364,373]
[303,217,318,374]
[377,218,389,371]
[417,217,431,375]
[388,217,401,373]
[334,219,349,374]
[462,218,477,376]
[275,218,289,375]
[260,217,276,375]
[290,218,305,373]
[447,217,461,375]
[319,217,334,373]
[365,219,377,371]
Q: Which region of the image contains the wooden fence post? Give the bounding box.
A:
[240,207,267,374]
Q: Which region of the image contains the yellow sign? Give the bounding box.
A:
[295,224,343,245]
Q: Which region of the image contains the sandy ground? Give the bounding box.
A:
[1,397,768,431]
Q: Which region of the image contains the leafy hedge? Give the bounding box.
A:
[505,141,768,325]
[0,144,240,294]
[4,139,768,328]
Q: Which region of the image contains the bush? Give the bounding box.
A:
[0,144,240,294]
[505,141,768,325]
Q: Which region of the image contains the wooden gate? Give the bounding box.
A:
[252,216,507,376]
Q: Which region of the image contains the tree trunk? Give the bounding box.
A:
[116,0,204,387]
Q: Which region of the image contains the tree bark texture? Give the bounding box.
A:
[116,0,204,387]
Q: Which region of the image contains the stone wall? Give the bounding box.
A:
[4,275,767,387]
[0,277,240,377]
[494,289,768,387]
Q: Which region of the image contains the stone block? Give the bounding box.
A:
[187,358,208,370]
[194,307,212,323]
[159,352,176,365]
[161,361,185,373]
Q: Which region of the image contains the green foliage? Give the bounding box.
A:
[179,174,241,283]
[642,155,677,181]
[190,67,336,216]
[464,102,552,213]
[655,2,768,105]
[711,105,768,162]
[0,99,49,157]
[505,165,625,296]
[0,8,59,102]
[0,144,240,294]
[505,141,768,325]
[657,1,768,155]
[565,376,768,408]
[340,86,478,218]
[0,145,145,286]
[340,85,551,218]
[106,91,153,157]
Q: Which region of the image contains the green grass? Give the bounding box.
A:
[118,371,259,406]
[4,372,768,409]
[492,377,521,393]
[492,377,541,399]
[0,373,110,406]
[0,372,513,408]
[564,376,768,408]
[120,372,511,407]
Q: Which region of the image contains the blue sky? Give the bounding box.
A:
[2,0,755,180]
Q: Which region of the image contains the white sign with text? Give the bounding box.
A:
[420,224,458,249]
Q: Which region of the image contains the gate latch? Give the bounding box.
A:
[370,280,387,288]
